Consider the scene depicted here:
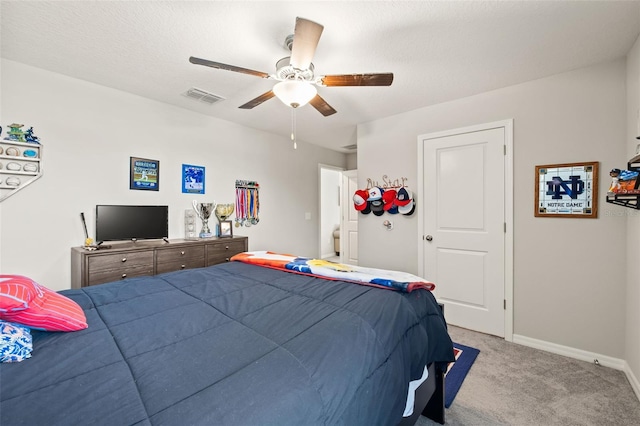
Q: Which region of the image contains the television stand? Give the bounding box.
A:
[70,236,248,288]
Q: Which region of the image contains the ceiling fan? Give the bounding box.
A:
[189,17,394,117]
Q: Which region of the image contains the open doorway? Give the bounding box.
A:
[319,165,343,260]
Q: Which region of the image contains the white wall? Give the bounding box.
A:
[358,59,628,359]
[345,153,357,170]
[0,59,346,291]
[626,35,640,397]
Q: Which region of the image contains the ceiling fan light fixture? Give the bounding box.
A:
[190,17,392,118]
[273,80,317,108]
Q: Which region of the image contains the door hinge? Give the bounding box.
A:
[504,299,506,310]
[504,145,506,155]
[504,222,506,233]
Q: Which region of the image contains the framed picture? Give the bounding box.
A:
[219,220,233,238]
[535,161,598,218]
[130,157,159,191]
[182,164,205,194]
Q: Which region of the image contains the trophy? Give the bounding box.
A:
[215,203,235,237]
[215,203,235,222]
[192,200,216,238]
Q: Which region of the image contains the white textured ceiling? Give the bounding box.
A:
[2,1,640,152]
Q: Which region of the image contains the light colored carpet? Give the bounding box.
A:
[417,325,640,425]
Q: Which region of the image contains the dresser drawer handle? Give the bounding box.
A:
[225,246,229,250]
[121,257,127,263]
[121,273,127,279]
[225,257,230,262]
[181,264,186,269]
[181,251,185,255]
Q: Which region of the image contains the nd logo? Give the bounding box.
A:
[546,175,584,200]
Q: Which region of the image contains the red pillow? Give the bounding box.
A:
[0,275,37,313]
[0,275,87,332]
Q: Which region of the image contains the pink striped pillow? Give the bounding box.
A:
[0,275,87,332]
[1,275,37,313]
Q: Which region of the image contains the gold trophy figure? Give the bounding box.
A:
[215,203,235,237]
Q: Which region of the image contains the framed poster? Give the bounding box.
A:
[182,164,205,194]
[219,220,233,237]
[130,157,159,191]
[535,161,598,218]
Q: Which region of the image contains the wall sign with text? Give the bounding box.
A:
[535,161,598,218]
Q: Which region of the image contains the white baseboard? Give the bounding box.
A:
[624,361,640,402]
[513,334,640,402]
[512,334,626,370]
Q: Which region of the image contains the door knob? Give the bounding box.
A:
[425,235,433,242]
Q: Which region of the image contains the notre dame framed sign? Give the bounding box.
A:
[535,162,599,218]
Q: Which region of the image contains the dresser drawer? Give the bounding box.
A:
[156,245,205,274]
[156,245,205,264]
[87,265,155,286]
[206,240,247,266]
[88,250,154,272]
[86,250,154,286]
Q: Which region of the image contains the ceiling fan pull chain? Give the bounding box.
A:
[291,108,297,149]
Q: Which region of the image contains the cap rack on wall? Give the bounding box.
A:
[353,175,414,216]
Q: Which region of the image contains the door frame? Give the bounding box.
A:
[417,119,514,342]
[340,169,358,264]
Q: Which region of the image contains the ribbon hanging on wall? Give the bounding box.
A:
[235,180,260,227]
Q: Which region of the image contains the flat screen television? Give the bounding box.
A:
[96,205,168,242]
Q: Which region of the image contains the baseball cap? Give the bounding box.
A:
[382,189,397,211]
[398,189,415,215]
[368,187,383,201]
[371,199,384,216]
[396,188,412,206]
[353,189,369,211]
[399,201,415,215]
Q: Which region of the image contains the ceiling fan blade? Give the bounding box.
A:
[320,73,394,87]
[309,94,337,117]
[238,90,275,109]
[289,17,324,70]
[189,56,270,79]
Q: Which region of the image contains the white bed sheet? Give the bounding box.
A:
[403,365,429,417]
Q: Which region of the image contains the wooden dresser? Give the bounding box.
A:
[70,236,248,289]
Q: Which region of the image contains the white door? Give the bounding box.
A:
[341,170,358,265]
[419,126,507,337]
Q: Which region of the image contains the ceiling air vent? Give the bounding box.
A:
[183,87,225,105]
[342,144,357,151]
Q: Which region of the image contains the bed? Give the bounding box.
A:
[1,256,454,425]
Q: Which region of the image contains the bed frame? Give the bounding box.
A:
[398,363,445,425]
[400,301,448,425]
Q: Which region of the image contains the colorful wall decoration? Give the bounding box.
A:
[353,175,414,216]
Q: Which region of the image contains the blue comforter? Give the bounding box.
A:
[0,261,453,425]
